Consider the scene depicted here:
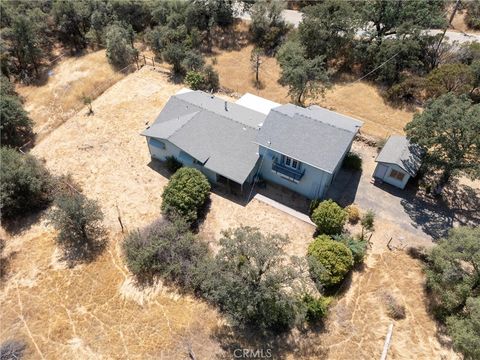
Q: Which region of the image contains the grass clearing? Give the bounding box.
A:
[16,50,125,141]
[210,45,415,139]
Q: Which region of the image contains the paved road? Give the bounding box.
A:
[239,8,480,44]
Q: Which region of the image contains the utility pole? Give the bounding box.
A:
[434,0,462,62]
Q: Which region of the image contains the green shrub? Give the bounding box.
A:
[302,293,331,324]
[1,94,34,148]
[361,210,375,233]
[185,71,205,90]
[0,148,53,218]
[161,167,210,223]
[343,152,362,170]
[333,234,367,265]
[307,235,354,288]
[123,217,210,289]
[309,198,321,215]
[165,156,183,173]
[345,204,360,224]
[311,199,347,235]
[48,192,107,263]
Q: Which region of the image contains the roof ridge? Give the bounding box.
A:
[293,110,354,134]
[165,110,200,139]
[174,94,259,130]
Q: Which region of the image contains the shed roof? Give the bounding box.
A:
[141,91,265,184]
[375,135,423,177]
[255,104,363,173]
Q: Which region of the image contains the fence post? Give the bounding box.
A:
[152,56,155,67]
[143,54,146,66]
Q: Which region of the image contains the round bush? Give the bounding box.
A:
[307,235,354,287]
[302,293,331,324]
[161,167,211,223]
[311,200,347,235]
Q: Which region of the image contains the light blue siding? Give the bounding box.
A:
[257,146,333,199]
[146,137,218,183]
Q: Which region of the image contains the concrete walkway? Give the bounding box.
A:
[253,193,315,226]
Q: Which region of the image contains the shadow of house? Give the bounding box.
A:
[400,180,480,240]
[325,168,362,207]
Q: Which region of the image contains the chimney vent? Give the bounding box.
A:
[224,101,228,111]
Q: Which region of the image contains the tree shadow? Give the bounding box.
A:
[399,179,480,240]
[211,324,329,360]
[1,209,46,236]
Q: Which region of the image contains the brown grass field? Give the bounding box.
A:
[210,44,416,139]
[0,60,459,359]
[16,50,126,141]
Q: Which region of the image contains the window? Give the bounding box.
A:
[389,169,405,181]
[284,156,300,170]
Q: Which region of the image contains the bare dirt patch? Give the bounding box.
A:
[16,50,125,141]
[211,45,414,139]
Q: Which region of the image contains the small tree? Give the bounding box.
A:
[405,93,480,185]
[311,199,347,235]
[277,40,330,105]
[0,94,34,148]
[182,50,205,72]
[0,148,53,218]
[201,226,306,332]
[360,209,375,240]
[426,63,475,98]
[307,235,353,288]
[250,47,263,88]
[250,0,289,53]
[202,64,219,92]
[105,23,137,69]
[48,192,107,263]
[161,167,210,224]
[333,234,367,265]
[426,227,480,318]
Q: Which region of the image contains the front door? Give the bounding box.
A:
[375,164,388,179]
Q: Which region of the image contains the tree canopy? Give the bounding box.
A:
[405,93,480,184]
[277,40,330,105]
[426,227,480,359]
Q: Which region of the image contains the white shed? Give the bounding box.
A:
[374,135,423,189]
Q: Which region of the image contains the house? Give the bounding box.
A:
[141,90,363,199]
[373,135,423,189]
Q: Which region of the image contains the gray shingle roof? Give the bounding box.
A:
[141,91,266,184]
[255,104,363,173]
[375,135,423,177]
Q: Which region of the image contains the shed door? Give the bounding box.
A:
[375,164,388,179]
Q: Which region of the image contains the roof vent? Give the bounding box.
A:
[224,101,228,111]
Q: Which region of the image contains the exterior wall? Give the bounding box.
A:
[331,136,354,182]
[373,162,410,189]
[146,137,218,183]
[257,146,332,199]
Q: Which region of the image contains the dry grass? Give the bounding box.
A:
[0,223,221,359]
[321,252,459,359]
[1,62,458,359]
[210,45,415,139]
[16,50,126,141]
